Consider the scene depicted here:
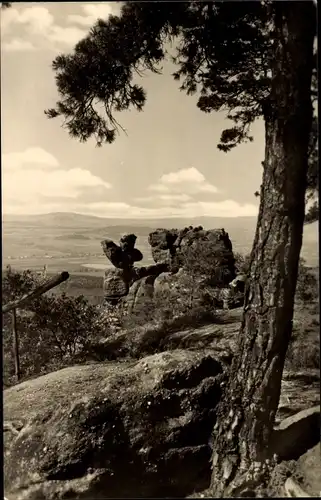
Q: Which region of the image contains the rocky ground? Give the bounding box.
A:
[4,305,320,499]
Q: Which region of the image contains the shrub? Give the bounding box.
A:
[2,268,109,386]
[119,279,217,331]
[234,252,251,275]
[286,327,319,370]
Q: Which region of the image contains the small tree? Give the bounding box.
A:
[2,269,108,385]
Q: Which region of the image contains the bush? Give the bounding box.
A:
[2,269,109,386]
[286,322,320,370]
[119,273,219,332]
[285,299,319,370]
[234,252,251,275]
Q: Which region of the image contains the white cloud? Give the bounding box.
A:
[16,6,54,35]
[1,6,53,36]
[1,5,87,51]
[2,150,258,219]
[180,200,258,218]
[68,3,122,27]
[135,193,192,204]
[149,167,219,195]
[2,38,36,51]
[72,199,258,219]
[160,194,192,202]
[3,147,60,171]
[1,4,121,52]
[47,25,88,46]
[2,147,112,214]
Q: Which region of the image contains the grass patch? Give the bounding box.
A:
[285,302,320,370]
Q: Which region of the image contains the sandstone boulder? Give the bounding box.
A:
[296,443,321,496]
[148,226,236,286]
[125,275,156,314]
[103,268,130,301]
[119,233,137,251]
[154,270,206,310]
[101,232,170,306]
[4,350,225,499]
[101,237,143,270]
[270,405,320,461]
[101,227,237,308]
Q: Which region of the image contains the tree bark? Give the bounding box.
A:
[210,2,315,497]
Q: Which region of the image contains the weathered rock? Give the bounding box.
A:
[4,350,225,499]
[229,274,247,294]
[154,270,205,310]
[270,406,320,461]
[101,237,143,269]
[86,312,240,363]
[148,228,178,249]
[296,444,321,496]
[101,232,171,306]
[284,477,311,497]
[276,370,320,424]
[126,275,156,314]
[151,245,172,265]
[148,226,236,286]
[119,233,137,251]
[101,226,237,308]
[103,268,130,300]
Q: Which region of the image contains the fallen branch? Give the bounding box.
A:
[2,272,69,314]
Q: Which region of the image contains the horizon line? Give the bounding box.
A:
[2,210,258,220]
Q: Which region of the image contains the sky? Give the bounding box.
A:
[1,2,264,219]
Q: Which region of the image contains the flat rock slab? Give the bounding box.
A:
[276,370,320,424]
[270,406,320,461]
[4,349,225,499]
[296,444,321,497]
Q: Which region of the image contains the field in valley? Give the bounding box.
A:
[2,212,319,303]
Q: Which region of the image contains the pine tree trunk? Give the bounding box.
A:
[210,2,315,497]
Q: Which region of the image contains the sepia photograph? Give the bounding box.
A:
[2,1,319,498]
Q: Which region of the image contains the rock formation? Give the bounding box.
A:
[4,350,226,499]
[101,227,236,309]
[148,226,234,276]
[101,234,170,305]
[4,342,319,499]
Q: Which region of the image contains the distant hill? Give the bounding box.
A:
[2,212,318,269]
[3,212,109,228]
[55,233,91,241]
[2,211,261,231]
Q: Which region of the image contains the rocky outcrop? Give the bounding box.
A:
[101,233,170,304]
[126,275,156,314]
[103,267,131,302]
[270,406,320,461]
[149,226,236,286]
[101,227,237,310]
[296,443,321,496]
[4,350,226,499]
[102,234,143,269]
